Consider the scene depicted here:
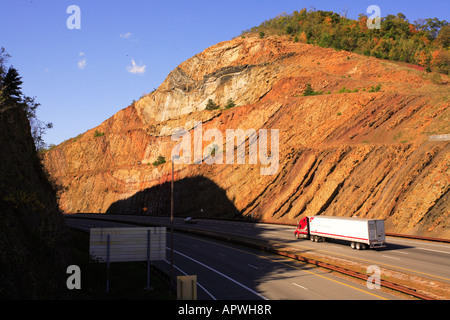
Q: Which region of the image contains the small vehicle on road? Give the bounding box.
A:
[184,217,198,224]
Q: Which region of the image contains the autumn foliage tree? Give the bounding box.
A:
[430,49,450,74]
[241,9,449,74]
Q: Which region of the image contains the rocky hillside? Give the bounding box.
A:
[43,35,449,238]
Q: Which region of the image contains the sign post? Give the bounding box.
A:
[89,227,166,293]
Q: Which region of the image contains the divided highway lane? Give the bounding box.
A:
[67,215,450,285]
[65,217,399,300]
[160,232,399,300]
[227,221,450,283]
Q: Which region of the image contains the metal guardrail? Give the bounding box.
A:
[385,232,450,243]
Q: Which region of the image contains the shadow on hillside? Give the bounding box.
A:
[106,175,241,219]
[103,175,324,300]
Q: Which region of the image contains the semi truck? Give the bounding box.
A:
[294,215,386,249]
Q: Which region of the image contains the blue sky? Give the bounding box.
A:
[1,0,448,146]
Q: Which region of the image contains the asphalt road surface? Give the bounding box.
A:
[67,214,450,284]
[65,216,402,300]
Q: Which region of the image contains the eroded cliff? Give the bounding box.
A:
[43,35,449,238]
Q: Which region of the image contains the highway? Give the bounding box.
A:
[65,216,403,300]
[67,214,450,285]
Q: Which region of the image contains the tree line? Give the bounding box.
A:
[241,9,449,74]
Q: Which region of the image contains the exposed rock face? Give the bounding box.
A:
[43,35,449,238]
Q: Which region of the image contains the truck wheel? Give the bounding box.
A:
[356,243,361,250]
[351,242,356,249]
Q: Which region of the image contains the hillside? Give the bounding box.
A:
[0,58,69,298]
[42,34,449,238]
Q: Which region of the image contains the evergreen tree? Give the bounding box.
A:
[0,49,53,150]
[205,99,219,110]
[224,98,236,109]
[303,83,322,96]
[2,66,23,105]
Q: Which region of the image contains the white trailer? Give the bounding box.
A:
[295,215,386,249]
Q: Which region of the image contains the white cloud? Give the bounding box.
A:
[120,32,132,39]
[127,59,146,74]
[78,52,87,70]
[78,59,87,69]
[120,32,139,42]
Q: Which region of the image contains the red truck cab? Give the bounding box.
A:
[294,216,310,239]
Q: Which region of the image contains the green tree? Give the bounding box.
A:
[1,66,23,105]
[239,9,449,69]
[0,49,53,150]
[303,83,322,96]
[153,155,166,166]
[368,84,382,92]
[205,99,219,110]
[437,25,450,48]
[224,98,236,109]
[421,18,449,39]
[93,130,105,137]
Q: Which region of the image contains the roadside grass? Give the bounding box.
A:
[65,228,175,300]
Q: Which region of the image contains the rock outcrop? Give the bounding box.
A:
[43,35,449,238]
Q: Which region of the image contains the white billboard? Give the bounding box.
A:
[89,227,166,263]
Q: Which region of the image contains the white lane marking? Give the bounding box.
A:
[169,247,268,300]
[418,247,450,255]
[330,245,343,250]
[165,259,217,300]
[248,264,258,269]
[217,252,226,257]
[292,282,308,290]
[193,244,199,248]
[382,255,400,260]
